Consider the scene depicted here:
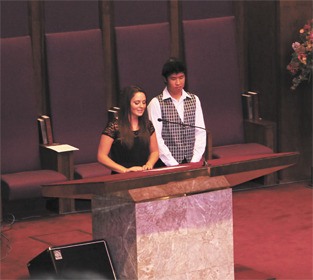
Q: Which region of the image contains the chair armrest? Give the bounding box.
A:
[40,144,78,180]
[204,130,213,160]
[244,119,277,152]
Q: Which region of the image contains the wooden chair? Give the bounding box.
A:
[45,29,111,180]
[1,36,67,218]
[183,16,277,185]
[115,22,171,101]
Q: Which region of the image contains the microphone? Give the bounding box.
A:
[157,117,211,167]
[157,118,206,131]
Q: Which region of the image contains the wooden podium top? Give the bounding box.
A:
[41,152,299,202]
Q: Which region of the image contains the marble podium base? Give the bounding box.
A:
[92,187,234,280]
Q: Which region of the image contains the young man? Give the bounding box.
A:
[148,57,206,166]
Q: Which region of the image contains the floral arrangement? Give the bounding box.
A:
[286,19,313,90]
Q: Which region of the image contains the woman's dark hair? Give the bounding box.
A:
[118,85,150,149]
[161,57,186,79]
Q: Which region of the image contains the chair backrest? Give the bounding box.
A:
[1,36,41,173]
[115,22,171,102]
[183,16,244,147]
[45,29,108,164]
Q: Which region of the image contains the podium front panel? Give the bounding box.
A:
[92,188,234,279]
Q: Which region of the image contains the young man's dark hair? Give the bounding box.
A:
[161,57,186,80]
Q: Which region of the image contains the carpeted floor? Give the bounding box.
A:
[232,181,312,280]
[1,181,312,280]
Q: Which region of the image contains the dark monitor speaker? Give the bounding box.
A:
[27,239,117,279]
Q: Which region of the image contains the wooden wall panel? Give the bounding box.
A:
[246,1,279,122]
[244,0,312,182]
[278,1,312,182]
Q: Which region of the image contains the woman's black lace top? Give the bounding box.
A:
[102,119,155,168]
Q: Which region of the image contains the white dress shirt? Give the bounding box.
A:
[148,87,207,166]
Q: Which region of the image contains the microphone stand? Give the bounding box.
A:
[157,118,207,131]
[157,118,211,166]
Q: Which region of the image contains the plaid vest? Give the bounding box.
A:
[157,93,196,163]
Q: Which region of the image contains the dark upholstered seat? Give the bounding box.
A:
[74,162,111,179]
[183,17,275,161]
[45,29,111,179]
[115,22,170,101]
[1,171,66,201]
[212,143,273,159]
[1,36,67,208]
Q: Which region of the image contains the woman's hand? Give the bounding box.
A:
[142,163,153,170]
[127,166,144,172]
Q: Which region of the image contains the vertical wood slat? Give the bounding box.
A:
[233,1,248,92]
[169,0,182,60]
[28,1,47,115]
[99,0,117,108]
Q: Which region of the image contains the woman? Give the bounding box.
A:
[97,85,159,174]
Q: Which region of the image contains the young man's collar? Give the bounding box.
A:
[162,87,191,100]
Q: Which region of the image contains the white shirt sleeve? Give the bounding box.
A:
[147,97,179,166]
[191,96,207,162]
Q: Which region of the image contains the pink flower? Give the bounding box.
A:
[287,19,313,90]
[287,64,298,74]
[298,53,307,64]
[287,60,300,73]
[304,24,311,30]
[292,42,301,51]
[292,43,305,54]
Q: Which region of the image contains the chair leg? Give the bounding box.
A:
[263,172,278,186]
[58,198,75,214]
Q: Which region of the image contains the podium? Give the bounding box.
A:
[92,183,234,279]
[42,152,298,279]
